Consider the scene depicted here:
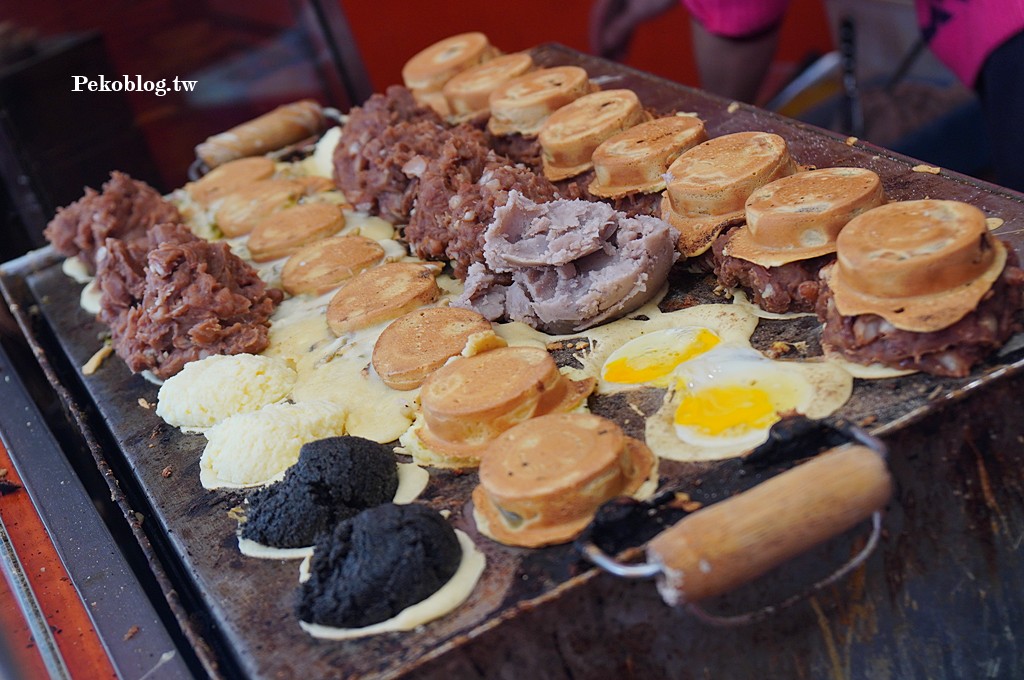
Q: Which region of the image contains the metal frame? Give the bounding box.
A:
[0,340,196,679]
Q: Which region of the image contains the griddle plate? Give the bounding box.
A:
[4,45,1024,680]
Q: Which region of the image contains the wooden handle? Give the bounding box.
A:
[647,444,892,606]
[195,100,326,169]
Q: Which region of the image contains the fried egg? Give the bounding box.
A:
[538,301,760,392]
[646,346,852,461]
[601,326,721,389]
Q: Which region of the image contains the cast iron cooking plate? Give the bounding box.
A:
[4,45,1024,679]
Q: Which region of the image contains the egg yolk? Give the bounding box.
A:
[603,328,720,386]
[673,384,780,437]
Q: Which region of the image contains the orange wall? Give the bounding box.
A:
[2,0,835,188]
[7,0,835,95]
[342,0,835,94]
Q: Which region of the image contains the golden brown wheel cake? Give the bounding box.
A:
[402,32,499,115]
[538,89,648,182]
[826,199,1008,332]
[293,175,338,196]
[326,262,440,335]
[280,234,385,296]
[215,179,304,238]
[816,198,1023,378]
[194,99,326,169]
[661,131,797,257]
[710,166,887,316]
[588,115,707,198]
[247,203,345,263]
[410,345,594,468]
[371,306,496,390]
[442,52,535,119]
[487,66,594,137]
[185,156,276,207]
[472,412,656,548]
[726,167,886,267]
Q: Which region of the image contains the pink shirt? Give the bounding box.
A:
[682,0,1024,87]
[915,0,1024,86]
[681,0,791,38]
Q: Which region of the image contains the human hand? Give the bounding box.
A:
[589,0,677,60]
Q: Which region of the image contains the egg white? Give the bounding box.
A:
[821,347,918,379]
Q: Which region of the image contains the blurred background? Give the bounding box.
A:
[0,0,986,262]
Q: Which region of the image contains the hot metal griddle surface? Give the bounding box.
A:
[5,45,1024,679]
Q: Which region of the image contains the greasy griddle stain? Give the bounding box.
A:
[953,425,1015,571]
[829,552,881,642]
[408,465,479,506]
[182,483,246,521]
[876,377,1024,607]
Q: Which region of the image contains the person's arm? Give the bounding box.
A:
[590,0,788,103]
[589,0,678,60]
[690,16,780,103]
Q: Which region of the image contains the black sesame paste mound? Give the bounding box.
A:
[240,436,399,549]
[296,503,462,629]
[288,436,399,507]
[242,490,333,550]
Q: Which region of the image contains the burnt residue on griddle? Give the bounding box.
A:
[410,465,478,506]
[587,388,664,442]
[750,316,823,357]
[575,492,691,559]
[240,436,398,550]
[741,415,849,470]
[658,267,723,311]
[296,503,461,628]
[547,336,595,370]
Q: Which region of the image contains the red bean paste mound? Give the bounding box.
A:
[556,168,661,218]
[712,227,831,315]
[96,236,282,379]
[816,248,1024,377]
[406,130,559,280]
[96,222,199,320]
[487,132,542,171]
[332,85,448,223]
[44,172,181,273]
